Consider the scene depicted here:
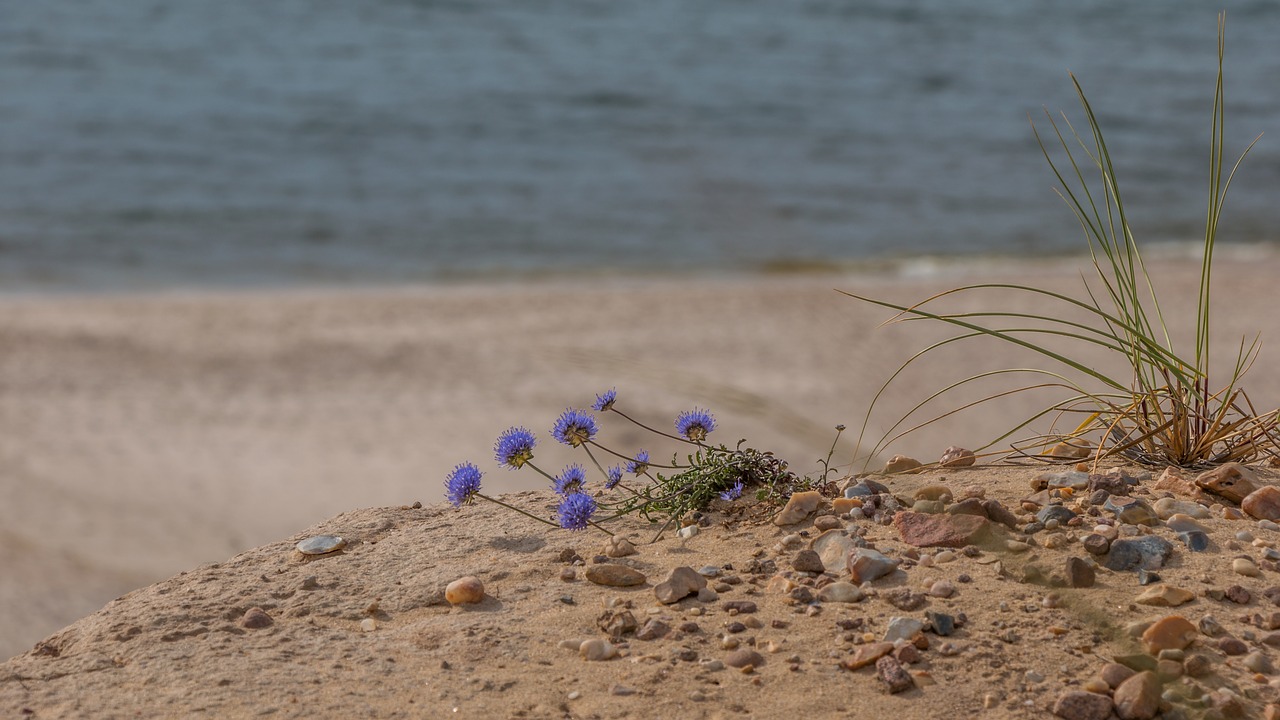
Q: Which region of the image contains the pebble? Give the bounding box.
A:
[883,617,925,644]
[1112,671,1161,720]
[939,446,975,467]
[925,611,955,637]
[445,576,485,605]
[841,642,893,670]
[1141,616,1198,655]
[1246,651,1275,674]
[847,548,900,584]
[584,564,647,587]
[1154,497,1211,520]
[1234,558,1261,577]
[1218,637,1248,656]
[1180,531,1210,552]
[1082,534,1111,555]
[875,655,915,694]
[1104,536,1174,572]
[884,454,923,474]
[579,638,618,661]
[928,580,955,598]
[816,581,864,604]
[296,535,346,555]
[360,618,377,632]
[791,549,825,573]
[935,550,956,563]
[724,648,764,669]
[1051,690,1114,720]
[813,515,842,531]
[1135,585,1195,607]
[676,525,699,539]
[1100,662,1136,688]
[1195,462,1260,504]
[241,607,273,629]
[696,587,718,602]
[1066,557,1095,588]
[654,567,707,604]
[604,536,638,558]
[1183,654,1212,678]
[774,491,823,525]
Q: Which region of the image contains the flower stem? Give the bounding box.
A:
[476,493,559,529]
[586,439,682,470]
[610,408,699,446]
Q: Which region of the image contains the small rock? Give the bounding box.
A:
[914,484,955,503]
[1051,690,1114,720]
[1245,650,1274,674]
[875,655,915,693]
[1196,462,1261,504]
[1233,558,1261,577]
[817,581,864,604]
[928,580,955,598]
[241,607,273,629]
[635,619,670,641]
[883,617,925,644]
[445,576,485,605]
[721,600,757,614]
[724,648,764,669]
[585,564,647,587]
[813,515,842,532]
[1039,505,1078,525]
[654,567,707,605]
[791,549,825,574]
[841,642,893,670]
[1100,662,1136,689]
[939,446,976,467]
[1066,557,1096,588]
[604,536,638,558]
[1135,585,1195,607]
[1104,537,1174,572]
[676,525,698,539]
[1225,585,1251,604]
[884,455,923,474]
[925,611,955,636]
[1082,534,1111,555]
[1218,636,1248,655]
[1049,438,1093,459]
[774,491,823,526]
[1180,531,1210,552]
[1141,616,1198,655]
[696,587,718,603]
[1154,498,1211,520]
[580,638,618,661]
[360,618,377,632]
[893,511,993,548]
[1113,671,1160,720]
[1183,654,1212,677]
[847,548,900,584]
[295,535,346,555]
[981,499,1020,529]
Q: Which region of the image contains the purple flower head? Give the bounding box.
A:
[552,408,598,447]
[675,408,716,442]
[444,462,483,507]
[719,479,744,502]
[592,388,618,412]
[605,465,623,490]
[554,464,588,496]
[494,426,537,469]
[625,449,650,475]
[557,492,597,531]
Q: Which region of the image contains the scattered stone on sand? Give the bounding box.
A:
[882,588,927,611]
[1099,662,1136,689]
[875,655,915,694]
[1218,636,1248,656]
[579,638,618,661]
[893,511,992,548]
[938,446,975,468]
[604,536,638,558]
[847,548,900,584]
[1196,462,1261,504]
[813,515,842,531]
[817,581,864,604]
[791,549,824,573]
[721,600,757,614]
[445,576,485,605]
[841,642,894,670]
[241,607,273,629]
[832,497,861,515]
[925,610,955,637]
[1065,557,1095,588]
[654,567,707,604]
[724,648,764,669]
[914,485,954,502]
[1038,470,1090,490]
[1112,671,1160,720]
[1233,558,1261,577]
[883,617,925,644]
[981,499,1020,529]
[928,580,955,598]
[585,563,647,587]
[635,618,670,641]
[597,608,638,640]
[1154,497,1211,520]
[1141,615,1198,655]
[1179,531,1210,552]
[1244,485,1280,521]
[884,455,924,474]
[1135,585,1195,607]
[774,491,823,526]
[1082,534,1111,555]
[295,535,346,555]
[1051,690,1113,720]
[810,530,861,571]
[1103,536,1174,572]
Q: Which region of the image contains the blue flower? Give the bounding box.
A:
[552,408,598,447]
[625,449,650,475]
[719,480,744,502]
[592,388,617,412]
[675,408,716,442]
[444,462,483,507]
[494,426,537,469]
[605,465,623,490]
[554,464,588,496]
[557,492,597,531]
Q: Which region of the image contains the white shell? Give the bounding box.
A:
[296,535,346,555]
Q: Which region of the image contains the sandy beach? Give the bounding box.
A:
[4,248,1280,661]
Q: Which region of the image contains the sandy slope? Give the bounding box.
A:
[3,249,1280,660]
[4,463,1280,718]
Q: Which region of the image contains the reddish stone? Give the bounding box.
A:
[893,511,992,548]
[1243,485,1280,521]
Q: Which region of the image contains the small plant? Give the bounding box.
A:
[847,14,1280,470]
[444,388,837,538]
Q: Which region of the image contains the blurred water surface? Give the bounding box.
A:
[3,1,1278,290]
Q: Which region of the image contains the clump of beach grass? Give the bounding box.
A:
[847,14,1279,470]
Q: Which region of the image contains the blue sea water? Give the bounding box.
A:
[2,1,1278,290]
